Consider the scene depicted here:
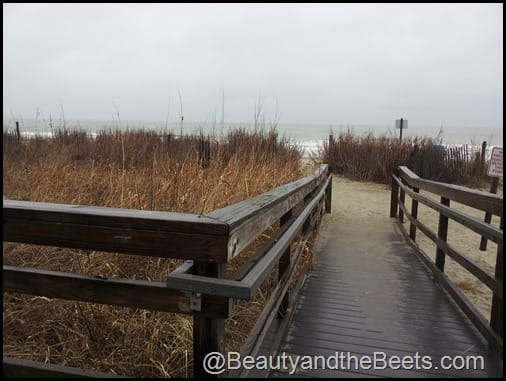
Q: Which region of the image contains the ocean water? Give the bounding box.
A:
[3,118,502,158]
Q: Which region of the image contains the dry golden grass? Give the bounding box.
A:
[322,130,487,186]
[3,127,314,377]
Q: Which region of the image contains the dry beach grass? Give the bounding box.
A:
[3,127,500,376]
[322,130,487,186]
[3,127,308,377]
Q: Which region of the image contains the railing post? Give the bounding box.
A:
[398,183,406,223]
[490,217,503,339]
[409,187,419,241]
[278,209,293,318]
[479,177,499,251]
[390,174,398,218]
[435,197,450,272]
[193,262,226,378]
[325,174,332,213]
[480,141,487,178]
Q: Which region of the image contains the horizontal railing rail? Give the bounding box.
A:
[3,164,332,378]
[394,166,503,217]
[3,200,230,262]
[3,357,125,378]
[4,265,229,317]
[390,166,503,354]
[207,164,329,259]
[165,174,331,299]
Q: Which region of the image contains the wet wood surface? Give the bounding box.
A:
[272,223,503,377]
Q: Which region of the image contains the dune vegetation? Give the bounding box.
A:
[322,130,488,186]
[3,127,309,377]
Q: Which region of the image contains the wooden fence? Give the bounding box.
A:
[3,164,332,378]
[390,166,503,354]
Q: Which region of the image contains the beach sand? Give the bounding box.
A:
[315,174,502,321]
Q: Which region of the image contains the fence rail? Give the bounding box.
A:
[3,164,332,378]
[3,357,124,378]
[390,166,503,354]
[3,200,229,261]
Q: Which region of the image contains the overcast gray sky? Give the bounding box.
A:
[3,3,503,128]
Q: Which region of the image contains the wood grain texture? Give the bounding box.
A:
[207,164,328,259]
[4,266,229,318]
[3,200,228,234]
[242,176,330,294]
[3,201,229,262]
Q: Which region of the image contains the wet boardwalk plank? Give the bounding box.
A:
[272,223,503,378]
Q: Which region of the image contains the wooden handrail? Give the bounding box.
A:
[3,200,229,262]
[398,166,503,217]
[390,166,503,354]
[394,193,502,298]
[392,175,502,244]
[207,164,329,259]
[4,265,229,317]
[3,164,332,378]
[166,175,331,299]
[3,357,124,378]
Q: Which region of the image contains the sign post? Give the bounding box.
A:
[479,147,503,250]
[395,118,408,142]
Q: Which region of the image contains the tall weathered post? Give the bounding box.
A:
[396,118,407,143]
[15,121,21,143]
[480,141,487,177]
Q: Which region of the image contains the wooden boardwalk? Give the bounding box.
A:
[3,166,502,378]
[271,222,503,378]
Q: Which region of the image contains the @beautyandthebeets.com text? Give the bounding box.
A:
[202,351,485,375]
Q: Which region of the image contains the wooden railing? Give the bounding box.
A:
[3,164,332,378]
[390,166,503,354]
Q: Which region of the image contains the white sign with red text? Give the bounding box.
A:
[487,147,503,178]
